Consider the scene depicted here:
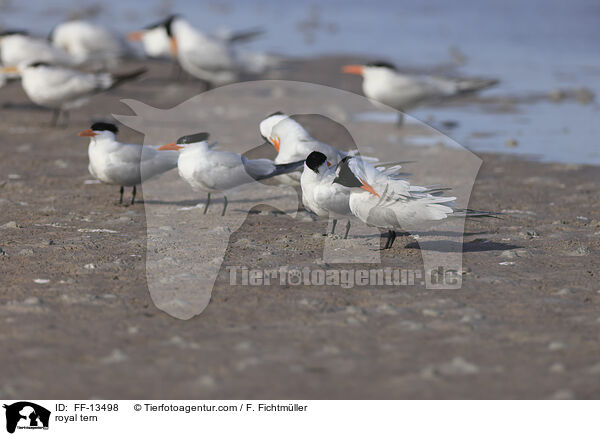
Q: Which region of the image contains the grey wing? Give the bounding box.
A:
[181,38,235,71]
[242,157,276,179]
[140,146,179,179]
[41,68,113,101]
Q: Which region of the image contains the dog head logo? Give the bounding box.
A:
[3,402,50,434]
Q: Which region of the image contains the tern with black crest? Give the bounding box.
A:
[332,156,457,249]
[259,112,377,186]
[157,133,304,215]
[0,30,75,67]
[301,151,353,238]
[129,15,271,87]
[50,20,132,70]
[79,122,179,204]
[342,61,498,124]
[1,62,146,126]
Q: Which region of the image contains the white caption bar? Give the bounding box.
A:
[0,400,596,435]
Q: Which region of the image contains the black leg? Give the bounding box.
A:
[331,218,338,235]
[344,220,351,239]
[396,113,405,127]
[388,230,397,249]
[131,185,137,205]
[382,230,395,250]
[221,195,228,216]
[204,193,211,214]
[119,186,124,204]
[170,61,181,79]
[50,109,60,127]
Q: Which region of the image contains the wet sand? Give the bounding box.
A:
[0,58,599,399]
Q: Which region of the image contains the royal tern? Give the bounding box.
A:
[301,151,353,238]
[79,122,179,204]
[332,156,457,249]
[132,15,267,87]
[127,18,173,60]
[50,20,132,70]
[1,62,146,126]
[259,112,377,185]
[342,61,498,124]
[157,132,304,215]
[128,16,262,61]
[0,30,75,67]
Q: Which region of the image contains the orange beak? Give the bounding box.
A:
[78,129,97,137]
[326,160,332,167]
[270,136,280,152]
[359,178,379,197]
[169,36,178,57]
[342,65,364,76]
[157,142,184,151]
[0,66,19,74]
[127,31,145,41]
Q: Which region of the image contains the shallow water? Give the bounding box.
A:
[2,0,599,164]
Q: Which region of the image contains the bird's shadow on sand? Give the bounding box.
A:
[2,102,48,111]
[405,239,520,253]
[139,195,288,207]
[349,230,491,240]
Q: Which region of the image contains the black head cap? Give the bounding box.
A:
[91,122,118,134]
[267,111,285,118]
[0,29,28,37]
[164,14,180,37]
[305,151,328,174]
[27,61,51,68]
[144,14,180,35]
[366,60,396,70]
[332,156,362,188]
[176,132,209,144]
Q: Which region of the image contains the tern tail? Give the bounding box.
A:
[257,159,305,180]
[110,67,147,89]
[452,208,504,219]
[226,28,265,44]
[457,78,499,94]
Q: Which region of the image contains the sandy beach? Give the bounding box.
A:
[1,57,599,399]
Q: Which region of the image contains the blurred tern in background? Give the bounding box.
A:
[129,15,273,88]
[342,61,498,125]
[127,18,173,60]
[50,20,133,70]
[0,30,75,67]
[157,132,304,215]
[128,15,262,61]
[1,62,146,126]
[79,122,179,204]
